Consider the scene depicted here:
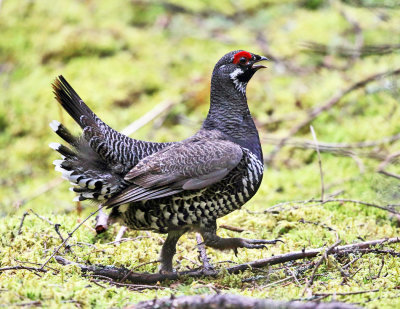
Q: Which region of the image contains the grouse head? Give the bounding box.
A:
[212,50,268,96]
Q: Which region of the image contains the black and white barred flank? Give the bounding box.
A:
[109,149,264,231]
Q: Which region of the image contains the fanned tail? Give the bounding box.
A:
[49,120,123,201]
[50,75,170,203]
[50,76,127,202]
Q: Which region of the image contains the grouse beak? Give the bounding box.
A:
[251,56,269,71]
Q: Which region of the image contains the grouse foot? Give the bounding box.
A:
[199,228,281,256]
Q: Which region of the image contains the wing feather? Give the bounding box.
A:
[105,136,243,207]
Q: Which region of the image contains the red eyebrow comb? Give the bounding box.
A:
[233,51,252,64]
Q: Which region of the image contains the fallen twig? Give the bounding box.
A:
[129,293,362,309]
[55,237,400,285]
[13,259,59,273]
[54,224,65,243]
[314,289,380,297]
[310,125,324,201]
[12,301,42,307]
[0,266,47,278]
[377,151,400,180]
[17,212,29,235]
[265,68,400,164]
[114,226,128,244]
[250,198,400,216]
[30,209,67,243]
[298,218,336,232]
[121,100,175,137]
[103,235,151,246]
[303,41,400,58]
[29,208,55,225]
[40,204,106,270]
[196,233,214,273]
[13,177,64,208]
[219,224,245,233]
[302,240,342,296]
[264,129,400,151]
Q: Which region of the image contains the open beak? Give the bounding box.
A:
[251,56,269,70]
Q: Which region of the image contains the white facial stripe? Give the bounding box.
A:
[230,68,243,79]
[229,68,247,95]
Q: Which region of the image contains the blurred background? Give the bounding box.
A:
[1,0,400,216]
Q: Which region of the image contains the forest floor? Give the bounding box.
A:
[1,0,400,308]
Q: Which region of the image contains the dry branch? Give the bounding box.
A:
[17,212,29,235]
[14,177,64,208]
[0,266,47,274]
[55,237,400,285]
[263,133,400,159]
[302,240,342,296]
[0,265,49,278]
[252,198,400,216]
[377,151,400,180]
[195,233,214,273]
[310,125,324,201]
[40,205,106,270]
[265,68,400,164]
[303,41,400,57]
[314,289,380,297]
[114,226,129,244]
[129,294,362,309]
[120,100,175,137]
[219,224,245,233]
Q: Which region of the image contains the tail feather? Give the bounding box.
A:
[50,75,171,204]
[49,142,76,159]
[49,120,79,146]
[50,139,123,202]
[52,76,98,130]
[52,76,124,166]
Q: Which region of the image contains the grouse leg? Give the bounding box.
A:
[199,225,281,256]
[159,230,186,273]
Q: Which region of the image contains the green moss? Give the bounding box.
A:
[1,0,400,307]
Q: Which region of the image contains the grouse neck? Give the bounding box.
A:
[202,76,263,161]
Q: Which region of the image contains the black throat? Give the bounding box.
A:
[202,69,263,162]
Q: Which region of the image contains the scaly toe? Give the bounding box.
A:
[243,238,283,245]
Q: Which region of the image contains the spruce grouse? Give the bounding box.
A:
[50,50,278,272]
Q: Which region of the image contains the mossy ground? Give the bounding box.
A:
[1,0,400,308]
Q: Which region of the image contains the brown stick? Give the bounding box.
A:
[253,198,400,216]
[55,237,400,285]
[0,266,47,273]
[40,205,105,270]
[14,177,64,208]
[17,212,29,235]
[302,240,342,296]
[219,224,245,233]
[29,208,55,225]
[195,233,214,273]
[314,289,380,297]
[265,68,400,164]
[114,226,128,244]
[129,293,362,309]
[377,151,400,180]
[310,125,324,201]
[264,133,400,150]
[120,100,175,137]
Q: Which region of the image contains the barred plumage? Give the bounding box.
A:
[50,50,278,273]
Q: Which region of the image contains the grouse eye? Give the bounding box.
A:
[239,57,248,65]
